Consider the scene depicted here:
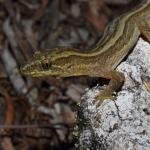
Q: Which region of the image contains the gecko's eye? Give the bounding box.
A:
[41,60,51,70]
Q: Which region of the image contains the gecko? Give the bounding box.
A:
[21,0,150,103]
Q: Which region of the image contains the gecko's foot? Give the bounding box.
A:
[94,91,116,107]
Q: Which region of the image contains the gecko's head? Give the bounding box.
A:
[21,48,78,77]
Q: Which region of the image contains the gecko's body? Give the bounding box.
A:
[21,0,150,101]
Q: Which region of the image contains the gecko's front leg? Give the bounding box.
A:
[94,70,125,106]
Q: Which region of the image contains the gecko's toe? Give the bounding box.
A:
[94,92,116,107]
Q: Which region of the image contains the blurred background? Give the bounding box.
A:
[0,0,140,149]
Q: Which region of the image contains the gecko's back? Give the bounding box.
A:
[21,0,150,78]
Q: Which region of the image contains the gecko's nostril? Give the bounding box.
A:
[20,67,25,74]
[21,65,30,74]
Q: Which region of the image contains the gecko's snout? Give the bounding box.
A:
[20,64,31,75]
[20,65,27,75]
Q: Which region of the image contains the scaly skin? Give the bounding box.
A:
[21,0,150,103]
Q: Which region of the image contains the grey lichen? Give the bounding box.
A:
[77,38,150,150]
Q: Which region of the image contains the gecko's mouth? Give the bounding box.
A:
[21,66,59,77]
[21,69,45,77]
[21,60,65,77]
